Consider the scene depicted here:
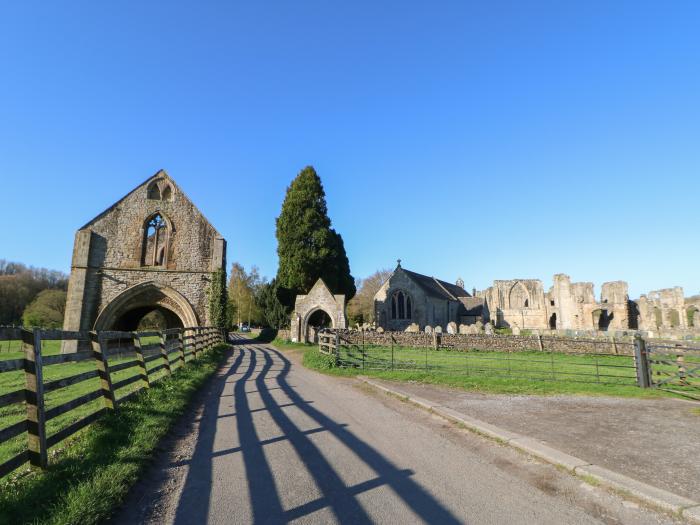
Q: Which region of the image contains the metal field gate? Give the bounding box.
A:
[645,341,700,395]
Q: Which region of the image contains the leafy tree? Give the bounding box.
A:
[347,269,392,325]
[22,289,67,328]
[207,267,228,328]
[228,262,265,327]
[275,166,355,306]
[137,310,168,330]
[256,280,290,329]
[0,260,68,326]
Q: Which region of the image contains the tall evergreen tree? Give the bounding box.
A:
[275,166,355,305]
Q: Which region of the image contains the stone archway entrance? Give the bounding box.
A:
[290,279,347,343]
[94,281,199,331]
[303,308,334,344]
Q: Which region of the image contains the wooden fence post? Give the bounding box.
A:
[178,329,186,368]
[23,328,47,469]
[91,331,116,410]
[132,332,149,388]
[634,334,652,388]
[159,331,171,375]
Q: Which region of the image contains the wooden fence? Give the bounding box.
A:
[0,326,226,478]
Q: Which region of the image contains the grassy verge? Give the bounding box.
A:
[0,343,229,525]
[273,339,676,398]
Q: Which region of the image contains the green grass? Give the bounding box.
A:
[0,336,176,466]
[273,339,678,398]
[0,343,228,525]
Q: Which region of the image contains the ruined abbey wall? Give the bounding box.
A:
[478,274,696,336]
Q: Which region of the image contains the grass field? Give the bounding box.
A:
[0,343,228,525]
[272,339,680,398]
[0,336,183,467]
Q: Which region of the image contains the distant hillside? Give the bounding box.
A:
[0,260,68,325]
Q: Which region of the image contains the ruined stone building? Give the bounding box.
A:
[374,262,483,331]
[636,288,692,331]
[479,275,632,331]
[62,170,226,351]
[478,275,699,334]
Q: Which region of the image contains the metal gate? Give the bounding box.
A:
[646,341,700,395]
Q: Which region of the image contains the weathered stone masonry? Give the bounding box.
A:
[62,170,226,352]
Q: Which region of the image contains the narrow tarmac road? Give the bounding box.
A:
[114,336,682,524]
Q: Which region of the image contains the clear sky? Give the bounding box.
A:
[1,1,698,299]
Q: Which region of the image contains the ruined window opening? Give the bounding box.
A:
[142,213,169,267]
[550,300,555,306]
[147,180,173,201]
[524,299,529,308]
[147,183,161,200]
[161,185,172,201]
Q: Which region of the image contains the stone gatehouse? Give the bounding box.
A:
[62,170,226,351]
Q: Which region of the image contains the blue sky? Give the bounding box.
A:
[1,1,698,299]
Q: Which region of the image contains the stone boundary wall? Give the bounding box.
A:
[338,330,636,356]
[274,327,699,356]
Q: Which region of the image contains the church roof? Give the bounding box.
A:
[401,268,471,301]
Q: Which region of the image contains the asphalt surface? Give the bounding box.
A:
[367,379,700,501]
[114,337,683,524]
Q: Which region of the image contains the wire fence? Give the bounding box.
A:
[320,329,700,393]
[337,343,638,386]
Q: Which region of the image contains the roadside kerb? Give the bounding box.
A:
[358,376,700,523]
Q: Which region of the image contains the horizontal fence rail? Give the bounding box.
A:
[0,326,227,479]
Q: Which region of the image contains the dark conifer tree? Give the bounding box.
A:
[275,166,355,305]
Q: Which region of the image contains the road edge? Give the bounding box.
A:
[358,376,700,524]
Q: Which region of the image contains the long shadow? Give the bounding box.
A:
[255,347,373,524]
[172,348,246,525]
[173,335,462,524]
[265,346,463,524]
[232,348,285,522]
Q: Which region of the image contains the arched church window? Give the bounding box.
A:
[142,213,170,267]
[391,290,412,320]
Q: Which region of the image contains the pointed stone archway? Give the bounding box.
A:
[93,281,199,331]
[290,279,347,343]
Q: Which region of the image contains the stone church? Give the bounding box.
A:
[62,170,226,351]
[374,262,483,331]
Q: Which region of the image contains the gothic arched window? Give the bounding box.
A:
[391,290,412,320]
[142,213,170,267]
